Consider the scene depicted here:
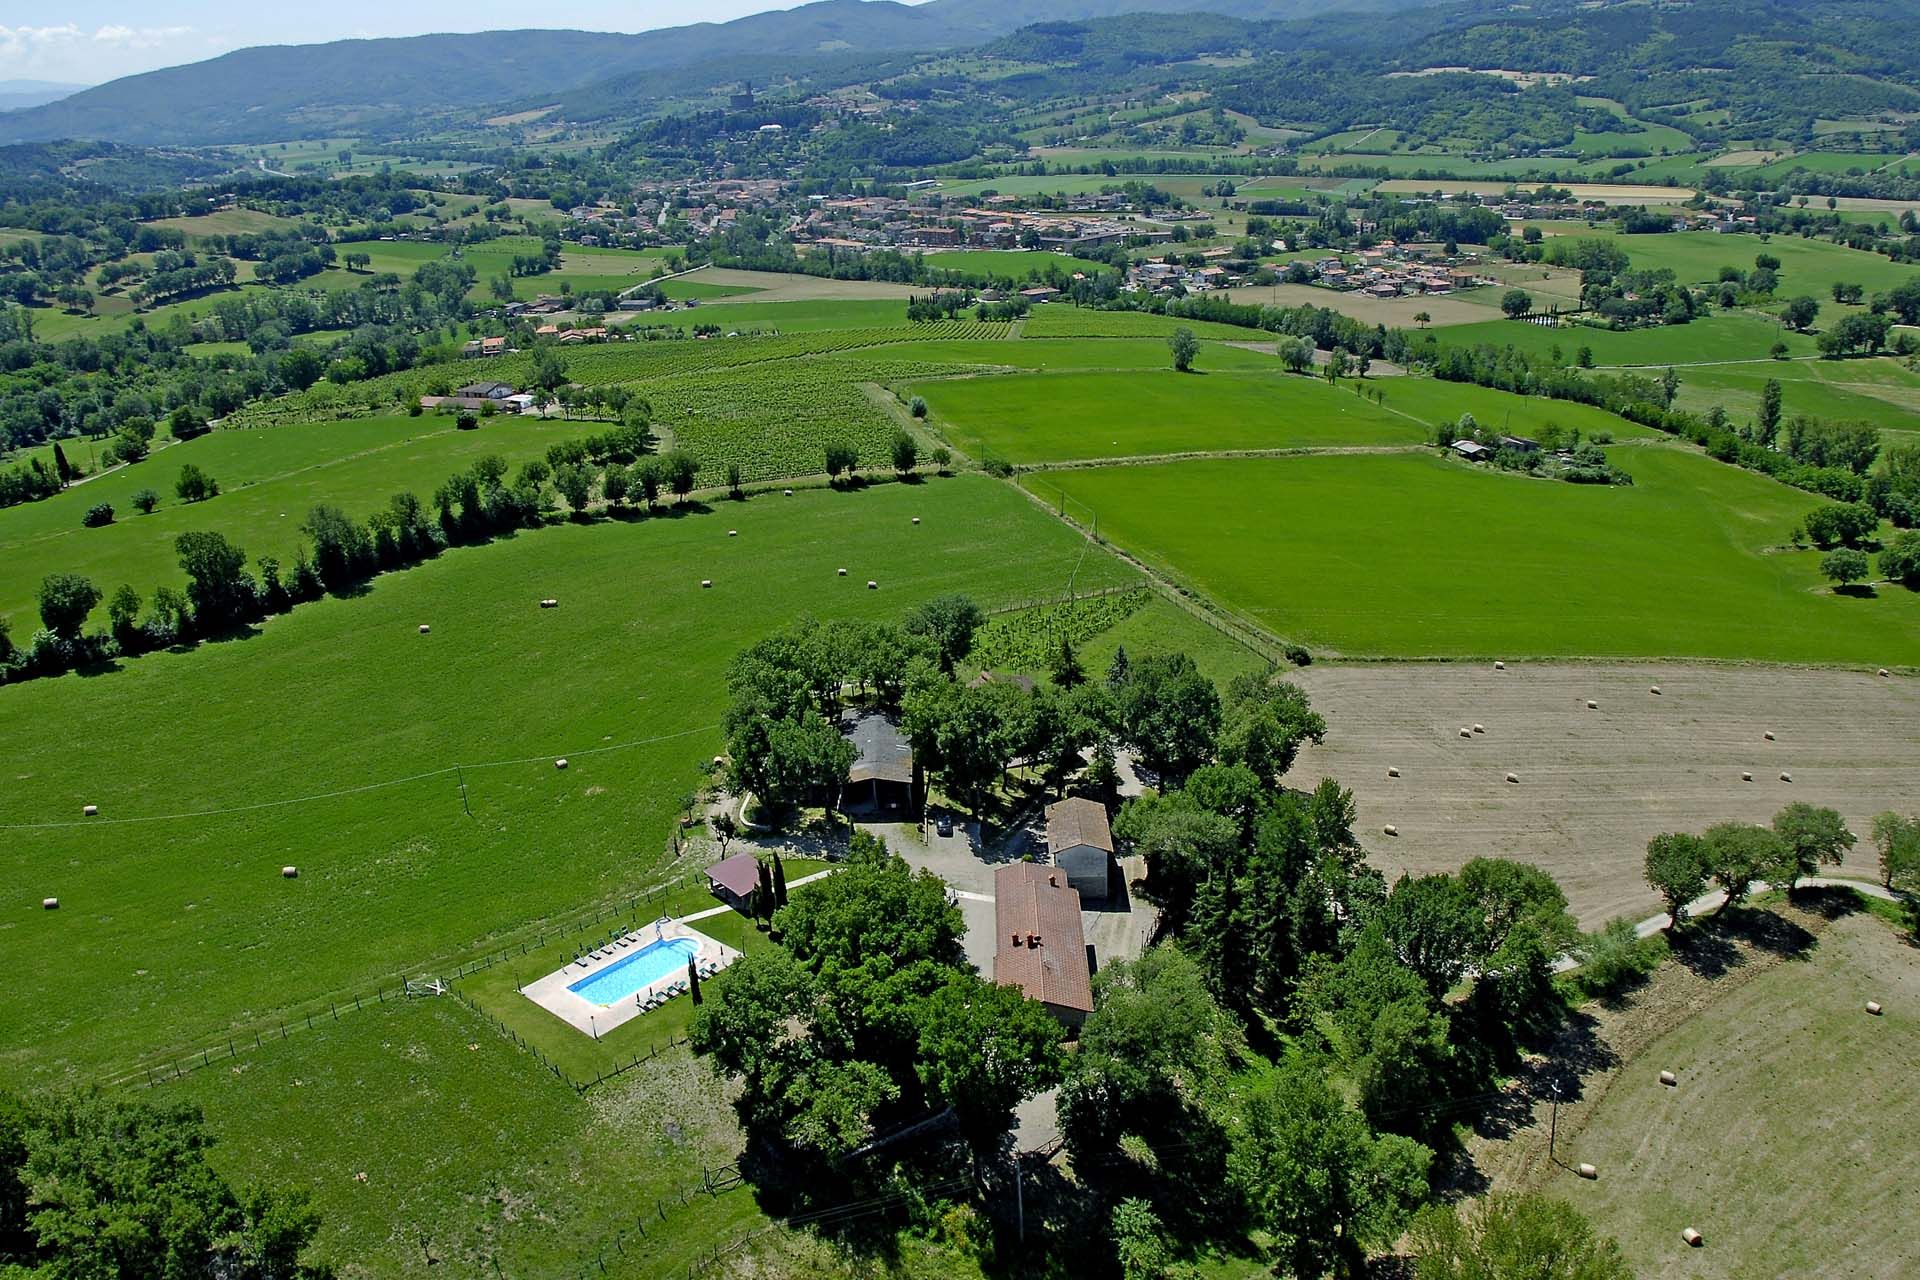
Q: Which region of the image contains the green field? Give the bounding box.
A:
[920,249,1114,282]
[1431,312,1820,366]
[1022,306,1268,340]
[0,415,593,628]
[0,476,1137,1083]
[1671,356,1920,434]
[1040,448,1920,662]
[1586,230,1920,297]
[909,368,1427,462]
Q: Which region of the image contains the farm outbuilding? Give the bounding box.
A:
[843,711,915,813]
[1045,796,1115,901]
[992,864,1093,1028]
[706,852,761,913]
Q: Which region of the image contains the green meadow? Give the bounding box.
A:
[1042,448,1920,662]
[1591,229,1920,296]
[920,249,1113,281]
[840,335,1280,372]
[909,369,1427,463]
[0,476,1136,1083]
[1431,312,1819,365]
[0,415,593,628]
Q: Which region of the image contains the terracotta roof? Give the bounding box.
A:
[845,712,913,785]
[993,864,1092,1013]
[706,852,760,898]
[1046,797,1113,856]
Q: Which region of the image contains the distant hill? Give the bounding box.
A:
[0,0,1434,145]
[0,80,88,112]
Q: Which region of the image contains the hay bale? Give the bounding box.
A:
[1387,766,1400,778]
[539,598,558,608]
[838,568,847,576]
[1577,1163,1599,1180]
[912,517,921,525]
[1880,668,1891,677]
[1472,723,1485,734]
[281,866,298,879]
[1866,1000,1883,1016]
[1682,1228,1703,1248]
[1780,771,1793,783]
[1764,730,1775,741]
[1506,772,1520,784]
[1383,824,1399,837]
[728,529,737,537]
[1742,771,1754,782]
[82,804,97,817]
[1586,699,1598,710]
[1494,660,1505,670]
[1459,728,1473,739]
[555,758,569,770]
[701,579,712,588]
[418,624,431,634]
[1659,1070,1677,1087]
[783,488,793,496]
[42,897,58,910]
[1650,685,1662,695]
[867,580,879,590]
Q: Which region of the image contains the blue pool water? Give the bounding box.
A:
[568,937,700,1006]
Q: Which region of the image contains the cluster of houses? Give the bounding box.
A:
[1318,241,1488,297]
[796,193,1167,255]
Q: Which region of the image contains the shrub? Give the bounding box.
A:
[175,463,219,504]
[1283,643,1312,667]
[130,488,159,514]
[1880,530,1920,586]
[980,453,1015,478]
[909,395,928,419]
[455,412,478,430]
[82,502,114,528]
[1564,917,1668,1001]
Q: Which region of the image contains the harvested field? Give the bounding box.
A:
[1494,906,1920,1279]
[690,268,926,303]
[1373,180,1699,204]
[1213,281,1492,326]
[1281,662,1920,927]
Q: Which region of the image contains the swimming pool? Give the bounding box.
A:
[567,937,700,1006]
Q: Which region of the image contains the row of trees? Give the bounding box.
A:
[1643,803,1858,925]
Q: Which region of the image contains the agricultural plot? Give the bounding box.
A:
[1586,230,1920,297]
[840,336,1283,372]
[909,369,1427,463]
[1041,448,1920,663]
[1370,379,1660,440]
[1429,313,1820,366]
[0,476,1138,1083]
[1214,281,1492,327]
[1539,911,1920,1276]
[1281,662,1917,927]
[919,249,1114,282]
[1020,306,1266,340]
[1373,180,1699,204]
[0,415,596,626]
[1671,356,1920,435]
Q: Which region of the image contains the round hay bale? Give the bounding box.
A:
[539,598,558,608]
[912,517,921,525]
[1866,1000,1883,1016]
[783,488,793,496]
[42,897,58,910]
[1586,699,1598,710]
[1577,1163,1599,1180]
[1682,1228,1703,1248]
[1650,685,1662,695]
[1780,771,1792,783]
[837,568,847,576]
[1493,660,1506,670]
[555,758,569,770]
[82,804,98,817]
[1764,730,1776,741]
[867,580,879,590]
[418,624,431,634]
[1659,1070,1677,1087]
[1387,766,1400,778]
[1472,723,1485,734]
[728,529,737,537]
[281,866,298,879]
[1880,668,1891,677]
[1742,771,1754,782]
[701,579,713,588]
[1506,772,1520,784]
[1459,728,1473,739]
[1383,824,1399,837]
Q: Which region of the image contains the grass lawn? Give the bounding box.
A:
[908,369,1427,463]
[0,415,596,628]
[154,995,768,1280]
[0,475,1137,1084]
[1041,448,1920,662]
[1543,911,1920,1278]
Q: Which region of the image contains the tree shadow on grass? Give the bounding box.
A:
[1668,917,1745,979]
[1714,902,1818,961]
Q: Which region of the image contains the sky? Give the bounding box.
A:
[1,1,904,86]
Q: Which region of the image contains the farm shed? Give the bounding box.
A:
[843,711,915,813]
[1451,440,1491,462]
[993,864,1093,1028]
[1046,796,1115,901]
[705,852,761,913]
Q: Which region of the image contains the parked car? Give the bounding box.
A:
[934,813,954,837]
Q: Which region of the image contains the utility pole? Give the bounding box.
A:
[1548,1079,1561,1165]
[456,765,472,817]
[1013,1155,1025,1243]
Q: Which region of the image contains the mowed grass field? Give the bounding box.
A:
[909,369,1428,463]
[0,415,595,628]
[1041,448,1920,662]
[1542,910,1920,1277]
[0,476,1138,1083]
[1431,313,1819,366]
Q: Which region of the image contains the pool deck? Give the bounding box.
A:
[520,918,739,1038]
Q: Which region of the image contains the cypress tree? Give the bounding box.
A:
[52,441,72,485]
[773,853,789,908]
[687,957,702,1005]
